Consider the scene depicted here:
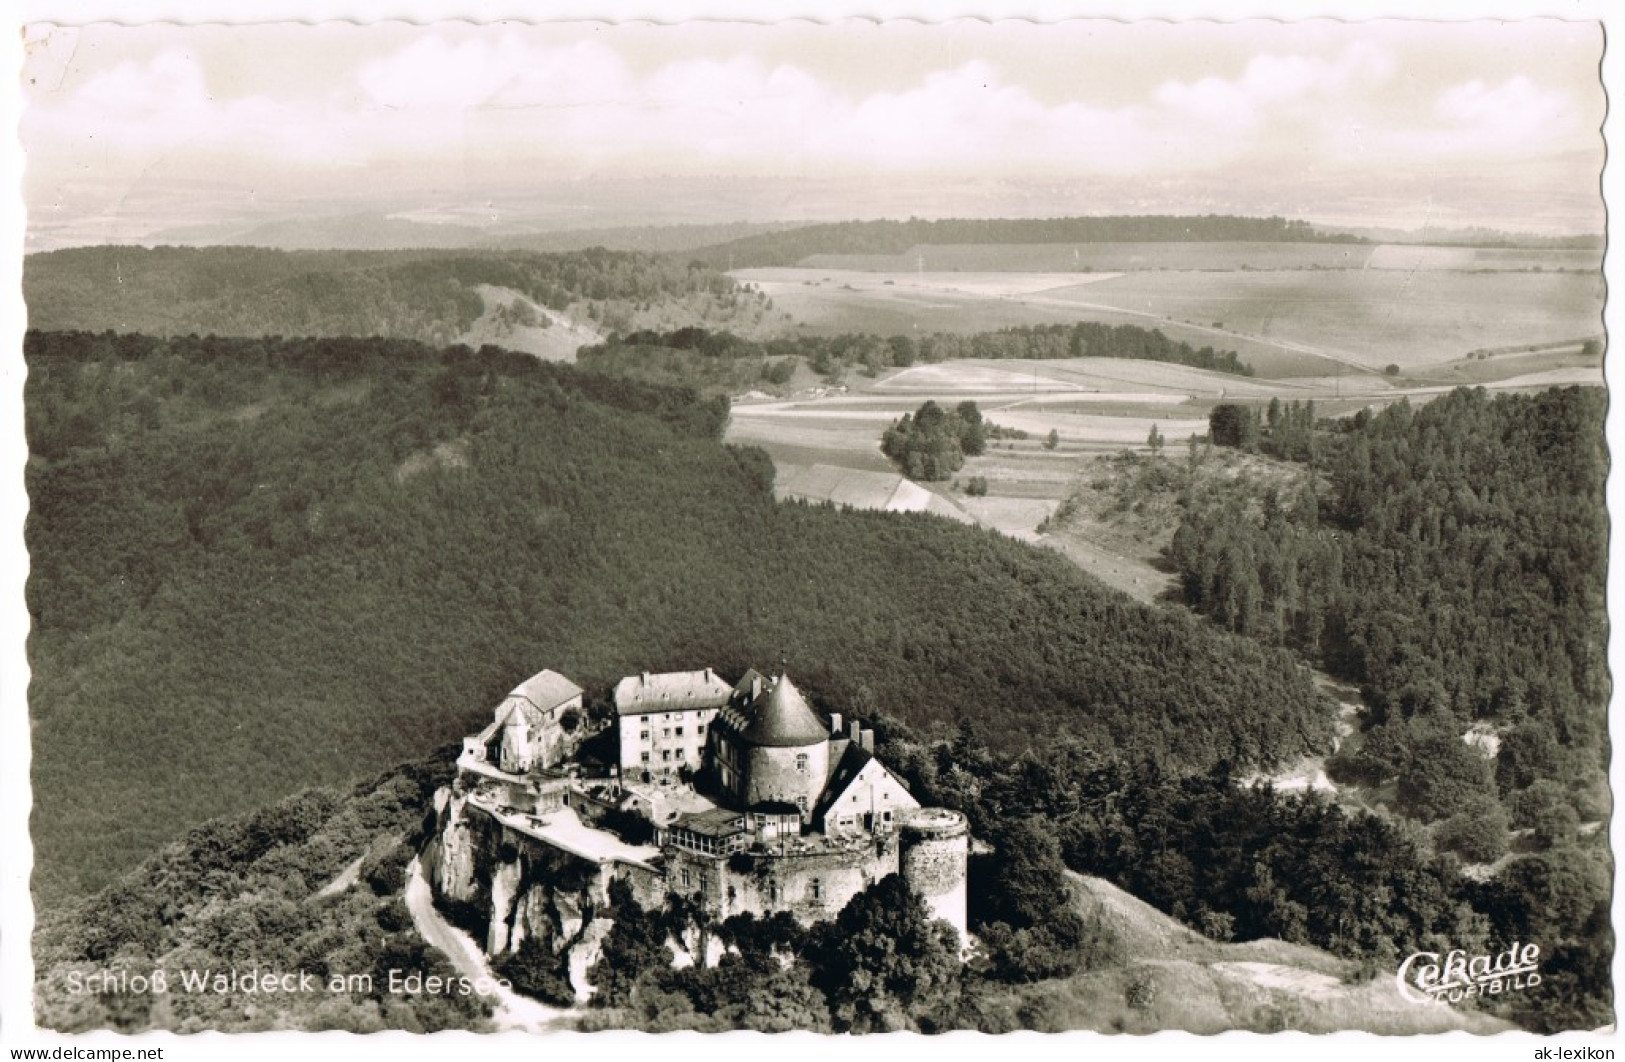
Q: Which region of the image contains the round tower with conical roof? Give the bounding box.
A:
[738,674,830,816]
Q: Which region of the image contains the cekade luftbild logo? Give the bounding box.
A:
[1396,942,1542,1004]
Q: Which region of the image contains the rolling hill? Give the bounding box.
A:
[22,245,734,346]
[972,873,1511,1034]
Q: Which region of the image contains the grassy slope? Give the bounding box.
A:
[978,873,1510,1035]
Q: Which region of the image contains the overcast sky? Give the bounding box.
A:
[19,19,1606,246]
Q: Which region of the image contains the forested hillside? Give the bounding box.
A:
[23,246,734,346]
[26,329,1330,900]
[691,214,1360,267]
[1156,387,1610,1030]
[1170,389,1608,825]
[33,756,492,1033]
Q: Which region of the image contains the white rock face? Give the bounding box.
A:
[510,884,552,955]
[567,918,616,1002]
[431,793,482,903]
[554,894,584,954]
[487,858,523,955]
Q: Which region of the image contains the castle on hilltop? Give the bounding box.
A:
[435,665,969,954]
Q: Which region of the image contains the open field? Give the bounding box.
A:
[737,262,1602,378]
[1039,268,1604,371]
[725,345,1603,568]
[800,240,1600,275]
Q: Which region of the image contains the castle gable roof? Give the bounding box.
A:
[615,668,733,717]
[505,669,583,714]
[814,741,874,819]
[735,674,829,748]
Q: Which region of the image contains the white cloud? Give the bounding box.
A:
[19,25,1601,237]
[1154,43,1396,131]
[1434,75,1580,148]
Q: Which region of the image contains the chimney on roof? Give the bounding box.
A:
[829,711,843,736]
[850,719,861,741]
[859,728,874,753]
[641,671,649,685]
[705,667,713,681]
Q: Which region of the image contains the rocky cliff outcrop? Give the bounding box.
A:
[423,786,621,1001]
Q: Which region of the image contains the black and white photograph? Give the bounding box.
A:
[1,3,1616,1052]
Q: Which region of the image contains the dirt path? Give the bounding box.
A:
[404,856,579,1032]
[312,854,365,900]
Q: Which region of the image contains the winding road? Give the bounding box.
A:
[404,856,579,1032]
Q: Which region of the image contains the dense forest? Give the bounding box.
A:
[32,754,489,1033]
[26,329,1329,901]
[1153,388,1610,1030]
[23,246,734,346]
[690,214,1361,267]
[1170,390,1609,828]
[578,321,1251,391]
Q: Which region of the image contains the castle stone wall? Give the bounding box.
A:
[664,837,899,925]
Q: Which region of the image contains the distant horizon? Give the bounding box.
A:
[21,21,1605,252]
[23,206,1604,257]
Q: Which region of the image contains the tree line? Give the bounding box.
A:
[689,215,1361,267]
[582,321,1253,384]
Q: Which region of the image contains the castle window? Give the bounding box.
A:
[681,868,691,887]
[677,748,686,760]
[810,879,823,900]
[663,750,672,761]
[883,810,892,822]
[698,724,706,735]
[640,730,649,741]
[795,753,808,772]
[663,728,671,737]
[675,726,684,736]
[769,883,779,903]
[641,752,650,763]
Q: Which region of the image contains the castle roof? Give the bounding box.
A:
[813,741,873,819]
[735,674,830,748]
[614,668,733,717]
[672,807,749,838]
[505,669,584,713]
